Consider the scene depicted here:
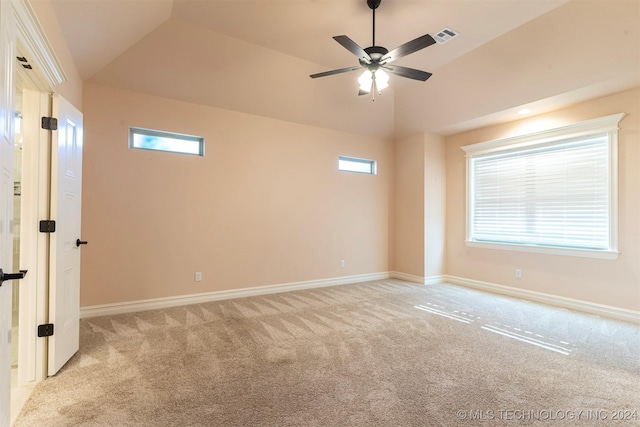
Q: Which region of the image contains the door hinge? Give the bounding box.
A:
[39,220,56,233]
[41,116,58,131]
[38,324,54,337]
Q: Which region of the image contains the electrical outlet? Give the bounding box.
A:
[515,269,522,279]
[340,260,345,268]
[195,272,202,282]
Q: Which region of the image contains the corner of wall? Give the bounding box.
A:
[391,132,447,279]
[423,133,447,278]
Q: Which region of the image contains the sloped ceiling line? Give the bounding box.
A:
[49,0,638,138]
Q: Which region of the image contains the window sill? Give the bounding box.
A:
[465,241,619,260]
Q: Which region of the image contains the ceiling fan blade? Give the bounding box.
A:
[383,65,432,81]
[310,66,362,79]
[333,35,371,62]
[381,34,436,64]
[358,89,369,96]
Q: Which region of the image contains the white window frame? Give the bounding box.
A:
[461,113,625,260]
[129,127,205,156]
[338,155,377,175]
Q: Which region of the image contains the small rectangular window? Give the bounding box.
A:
[338,156,376,175]
[129,127,204,156]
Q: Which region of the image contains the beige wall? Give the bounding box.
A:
[445,88,640,311]
[90,18,396,139]
[392,134,425,278]
[424,134,446,279]
[79,86,638,312]
[80,83,392,307]
[392,133,446,280]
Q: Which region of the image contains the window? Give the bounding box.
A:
[462,113,624,259]
[338,156,377,175]
[129,127,204,156]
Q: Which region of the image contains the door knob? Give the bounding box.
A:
[76,239,88,247]
[0,268,28,286]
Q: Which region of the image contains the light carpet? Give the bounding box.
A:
[14,280,640,426]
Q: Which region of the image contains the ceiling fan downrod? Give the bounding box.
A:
[368,0,381,47]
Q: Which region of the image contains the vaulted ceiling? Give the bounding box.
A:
[49,0,639,138]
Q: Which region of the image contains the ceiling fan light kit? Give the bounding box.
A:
[358,69,389,95]
[310,0,439,100]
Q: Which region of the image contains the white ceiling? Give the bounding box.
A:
[48,0,639,138]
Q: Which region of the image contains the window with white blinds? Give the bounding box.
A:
[462,114,623,259]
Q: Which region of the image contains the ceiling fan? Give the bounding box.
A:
[310,0,436,99]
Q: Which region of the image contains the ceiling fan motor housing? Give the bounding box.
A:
[360,46,389,68]
[367,0,382,10]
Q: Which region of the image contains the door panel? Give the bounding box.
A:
[0,0,16,423]
[48,95,83,376]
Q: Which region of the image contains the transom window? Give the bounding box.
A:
[462,114,624,259]
[129,127,204,156]
[338,156,377,175]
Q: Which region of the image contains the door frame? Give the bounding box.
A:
[16,89,51,386]
[1,0,17,424]
[11,0,67,387]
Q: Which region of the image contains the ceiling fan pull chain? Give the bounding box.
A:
[372,77,377,101]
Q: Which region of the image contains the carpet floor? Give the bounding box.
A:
[13,280,640,426]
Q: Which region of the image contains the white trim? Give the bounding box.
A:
[129,126,205,157]
[608,123,619,256]
[387,272,444,285]
[389,271,425,284]
[443,275,640,324]
[425,275,445,285]
[338,155,377,175]
[79,272,639,324]
[12,0,66,89]
[80,272,391,318]
[465,241,619,260]
[460,113,626,156]
[18,90,51,386]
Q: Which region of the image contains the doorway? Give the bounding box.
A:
[11,107,21,372]
[3,3,81,423]
[10,61,42,424]
[9,60,84,424]
[10,91,24,422]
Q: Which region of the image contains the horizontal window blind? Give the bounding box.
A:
[470,135,610,250]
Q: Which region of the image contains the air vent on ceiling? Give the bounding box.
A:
[433,28,459,44]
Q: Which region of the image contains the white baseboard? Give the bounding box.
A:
[389,271,425,284]
[444,275,640,324]
[80,272,391,318]
[388,272,444,285]
[81,271,639,324]
[425,275,445,285]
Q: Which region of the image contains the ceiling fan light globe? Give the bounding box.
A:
[358,69,373,92]
[375,69,390,91]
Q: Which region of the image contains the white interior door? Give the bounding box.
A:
[48,95,83,376]
[0,0,16,423]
